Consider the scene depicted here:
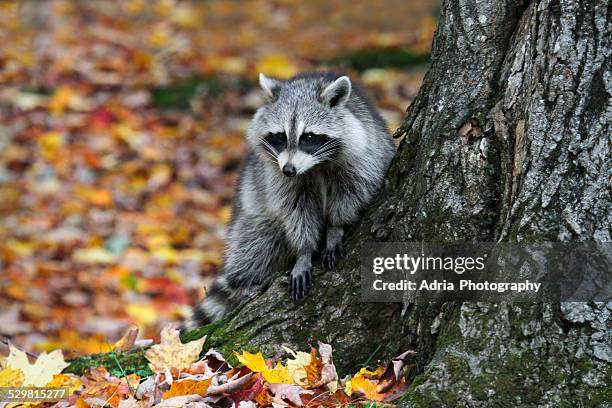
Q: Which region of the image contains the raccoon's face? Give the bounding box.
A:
[247,73,353,177]
[262,129,339,177]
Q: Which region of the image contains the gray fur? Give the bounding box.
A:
[185,72,395,328]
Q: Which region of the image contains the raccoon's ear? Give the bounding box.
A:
[259,73,281,101]
[320,76,351,108]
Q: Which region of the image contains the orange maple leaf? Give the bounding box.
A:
[162,378,212,400]
[304,347,323,386]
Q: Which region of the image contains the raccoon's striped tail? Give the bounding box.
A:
[184,275,263,329]
[183,277,235,329]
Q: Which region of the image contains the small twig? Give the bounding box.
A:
[0,336,39,360]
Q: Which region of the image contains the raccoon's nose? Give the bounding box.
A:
[282,163,296,177]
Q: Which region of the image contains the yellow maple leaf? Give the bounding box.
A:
[145,326,206,376]
[235,351,293,384]
[6,345,69,387]
[45,373,82,396]
[162,378,212,400]
[235,351,268,373]
[265,362,293,384]
[349,367,385,401]
[0,367,24,387]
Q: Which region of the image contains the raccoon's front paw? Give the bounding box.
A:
[322,241,345,270]
[289,265,313,301]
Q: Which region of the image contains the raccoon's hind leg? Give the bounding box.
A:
[185,215,291,329]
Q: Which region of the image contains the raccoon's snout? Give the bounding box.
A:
[282,163,297,177]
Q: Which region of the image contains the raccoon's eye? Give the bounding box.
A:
[302,133,314,143]
[264,132,286,151]
[300,132,323,145]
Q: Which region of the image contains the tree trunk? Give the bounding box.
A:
[66,0,611,405]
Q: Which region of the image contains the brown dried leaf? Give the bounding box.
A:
[376,350,416,393]
[113,324,139,352]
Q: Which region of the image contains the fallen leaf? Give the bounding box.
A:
[0,366,24,387]
[118,396,148,408]
[237,401,258,408]
[45,373,82,396]
[162,378,212,400]
[81,367,140,407]
[155,394,210,408]
[235,351,293,384]
[284,346,311,385]
[207,373,253,395]
[75,396,91,408]
[145,326,206,376]
[113,325,140,351]
[202,348,231,372]
[269,383,310,407]
[304,348,323,387]
[6,344,69,387]
[376,350,416,393]
[347,367,384,400]
[230,373,264,404]
[300,342,338,389]
[235,351,268,374]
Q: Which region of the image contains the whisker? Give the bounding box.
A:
[312,139,340,156]
[311,139,337,155]
[262,150,278,163]
[257,136,280,163]
[257,137,279,154]
[314,145,341,158]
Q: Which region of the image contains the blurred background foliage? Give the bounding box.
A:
[0,0,439,357]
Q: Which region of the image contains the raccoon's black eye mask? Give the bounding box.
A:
[265,132,287,152]
[299,132,334,154]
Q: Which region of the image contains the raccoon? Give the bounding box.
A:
[185,72,395,328]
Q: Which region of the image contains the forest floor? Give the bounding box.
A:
[0,0,436,358]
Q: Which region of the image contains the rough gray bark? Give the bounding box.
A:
[67,0,611,405]
[390,0,612,405]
